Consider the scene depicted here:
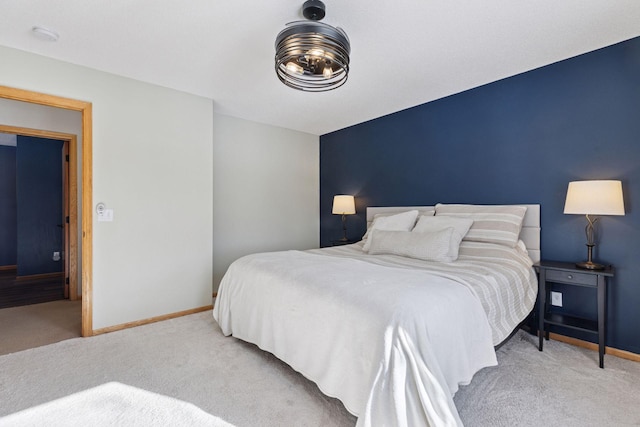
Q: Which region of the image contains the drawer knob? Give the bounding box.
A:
[567,274,573,279]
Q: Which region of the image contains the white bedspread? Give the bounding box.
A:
[213,250,500,426]
[310,241,538,346]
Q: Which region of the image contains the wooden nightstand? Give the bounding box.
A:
[536,261,614,368]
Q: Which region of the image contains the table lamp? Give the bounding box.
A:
[332,195,356,242]
[563,180,625,270]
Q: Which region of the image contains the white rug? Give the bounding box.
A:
[1,382,234,427]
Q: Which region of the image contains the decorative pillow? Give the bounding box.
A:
[362,210,420,251]
[367,228,455,262]
[434,204,527,248]
[412,215,473,260]
[363,209,432,240]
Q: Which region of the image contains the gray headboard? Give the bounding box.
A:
[366,205,541,263]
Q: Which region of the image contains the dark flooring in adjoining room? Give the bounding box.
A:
[0,268,65,309]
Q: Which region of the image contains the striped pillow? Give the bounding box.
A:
[434,204,527,248]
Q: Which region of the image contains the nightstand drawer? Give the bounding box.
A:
[545,269,597,286]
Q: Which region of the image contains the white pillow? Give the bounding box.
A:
[412,215,473,261]
[367,228,455,262]
[435,204,527,248]
[362,209,431,240]
[362,210,419,251]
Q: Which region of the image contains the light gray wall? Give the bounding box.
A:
[0,98,82,135]
[0,45,320,329]
[0,45,214,329]
[0,100,83,295]
[212,113,319,291]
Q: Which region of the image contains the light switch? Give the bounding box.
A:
[98,209,114,222]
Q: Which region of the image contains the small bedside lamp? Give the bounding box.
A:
[332,195,356,242]
[564,180,625,270]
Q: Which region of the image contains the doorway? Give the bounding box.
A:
[0,128,78,306]
[0,85,94,337]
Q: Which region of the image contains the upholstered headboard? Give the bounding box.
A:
[366,204,541,263]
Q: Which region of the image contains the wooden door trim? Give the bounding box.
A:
[0,85,93,337]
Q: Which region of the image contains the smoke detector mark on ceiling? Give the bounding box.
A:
[32,26,59,42]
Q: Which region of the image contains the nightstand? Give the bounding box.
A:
[330,239,356,246]
[536,261,614,368]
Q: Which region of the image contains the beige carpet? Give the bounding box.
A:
[0,311,355,427]
[0,300,81,355]
[1,311,639,426]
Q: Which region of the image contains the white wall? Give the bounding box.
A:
[0,45,214,329]
[213,114,319,291]
[0,98,82,135]
[0,98,83,295]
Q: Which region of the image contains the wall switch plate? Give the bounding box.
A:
[98,209,114,222]
[551,291,563,307]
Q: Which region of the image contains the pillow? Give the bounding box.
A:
[516,239,528,253]
[362,210,420,251]
[367,228,455,262]
[363,209,432,240]
[435,204,527,248]
[412,215,473,260]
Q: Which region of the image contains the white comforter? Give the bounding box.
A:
[213,249,504,426]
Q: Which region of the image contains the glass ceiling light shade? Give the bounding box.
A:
[275,1,350,92]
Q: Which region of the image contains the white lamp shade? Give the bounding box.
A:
[564,180,625,216]
[332,195,356,215]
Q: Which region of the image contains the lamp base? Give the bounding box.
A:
[575,261,605,270]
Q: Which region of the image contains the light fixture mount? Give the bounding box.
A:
[274,0,350,92]
[302,0,326,20]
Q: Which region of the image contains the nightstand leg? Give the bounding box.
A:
[538,270,546,351]
[598,276,607,369]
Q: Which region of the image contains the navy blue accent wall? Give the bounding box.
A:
[0,145,17,267]
[16,136,64,276]
[320,36,640,353]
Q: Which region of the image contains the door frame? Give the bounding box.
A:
[0,85,94,337]
[0,126,77,299]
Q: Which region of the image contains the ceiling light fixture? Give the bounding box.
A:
[274,0,350,92]
[32,26,60,42]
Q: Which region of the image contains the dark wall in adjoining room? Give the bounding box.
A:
[16,136,64,276]
[320,36,640,354]
[0,145,17,267]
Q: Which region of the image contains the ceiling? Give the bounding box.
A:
[1,1,639,136]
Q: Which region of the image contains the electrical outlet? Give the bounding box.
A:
[551,291,563,307]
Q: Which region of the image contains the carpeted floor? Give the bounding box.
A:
[0,300,82,355]
[0,311,639,426]
[454,332,640,426]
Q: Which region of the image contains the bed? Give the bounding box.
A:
[213,204,540,426]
